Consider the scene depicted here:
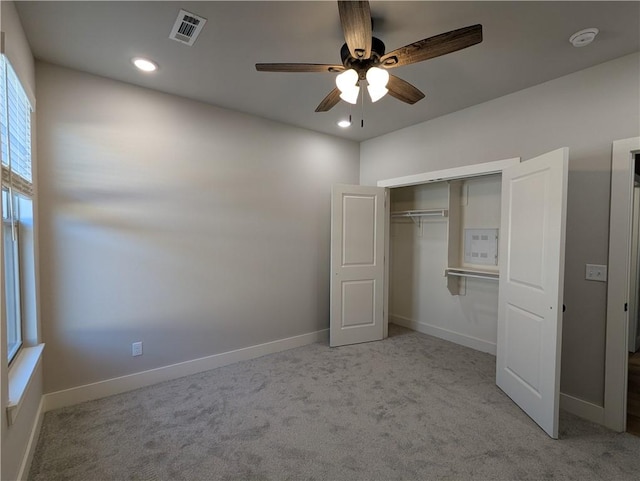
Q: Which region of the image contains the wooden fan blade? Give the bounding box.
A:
[315,88,342,112]
[256,63,345,73]
[381,24,482,68]
[338,1,372,59]
[387,75,425,105]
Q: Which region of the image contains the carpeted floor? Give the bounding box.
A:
[29,325,640,481]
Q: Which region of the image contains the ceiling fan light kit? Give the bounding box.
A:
[256,1,483,115]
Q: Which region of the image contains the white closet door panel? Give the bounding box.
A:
[497,148,568,439]
[342,195,377,265]
[330,185,386,347]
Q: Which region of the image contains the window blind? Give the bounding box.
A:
[0,55,33,196]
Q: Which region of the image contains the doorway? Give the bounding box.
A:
[604,137,640,432]
[630,166,640,354]
[626,156,640,435]
[629,351,640,435]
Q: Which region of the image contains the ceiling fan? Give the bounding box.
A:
[255,1,483,112]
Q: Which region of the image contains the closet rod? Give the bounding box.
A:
[390,209,448,218]
[446,270,499,281]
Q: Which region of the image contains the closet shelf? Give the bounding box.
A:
[445,267,499,281]
[391,209,448,220]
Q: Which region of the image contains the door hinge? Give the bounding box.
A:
[625,303,628,312]
[563,304,566,313]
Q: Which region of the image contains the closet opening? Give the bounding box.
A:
[388,174,502,356]
[331,150,568,437]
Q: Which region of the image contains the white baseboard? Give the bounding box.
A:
[17,395,45,481]
[44,329,329,412]
[560,392,605,425]
[390,314,496,355]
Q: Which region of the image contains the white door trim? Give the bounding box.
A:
[604,137,640,431]
[377,157,520,188]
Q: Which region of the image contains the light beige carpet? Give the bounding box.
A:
[29,325,640,480]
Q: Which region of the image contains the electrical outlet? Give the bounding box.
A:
[585,264,607,282]
[132,341,143,357]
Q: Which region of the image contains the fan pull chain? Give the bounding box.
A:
[360,85,365,128]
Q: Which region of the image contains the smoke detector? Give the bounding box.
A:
[169,9,207,46]
[569,28,599,47]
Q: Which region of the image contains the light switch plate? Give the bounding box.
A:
[585,264,607,282]
[132,341,143,357]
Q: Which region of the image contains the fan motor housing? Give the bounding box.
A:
[341,37,386,76]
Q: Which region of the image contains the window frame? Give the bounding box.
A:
[4,188,23,364]
[0,54,34,364]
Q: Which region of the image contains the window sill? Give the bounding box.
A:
[7,344,44,426]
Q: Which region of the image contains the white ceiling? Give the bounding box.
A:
[15,1,640,141]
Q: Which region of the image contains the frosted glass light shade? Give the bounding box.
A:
[367,84,388,102]
[336,69,360,105]
[366,67,389,102]
[339,88,360,104]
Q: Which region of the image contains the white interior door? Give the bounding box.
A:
[497,148,568,439]
[330,184,387,347]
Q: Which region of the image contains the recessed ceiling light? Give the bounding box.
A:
[337,118,352,128]
[569,28,599,47]
[132,57,158,72]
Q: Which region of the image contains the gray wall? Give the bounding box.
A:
[36,62,359,393]
[360,52,640,406]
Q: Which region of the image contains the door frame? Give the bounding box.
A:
[604,137,640,431]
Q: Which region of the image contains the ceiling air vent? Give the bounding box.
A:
[169,9,207,46]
